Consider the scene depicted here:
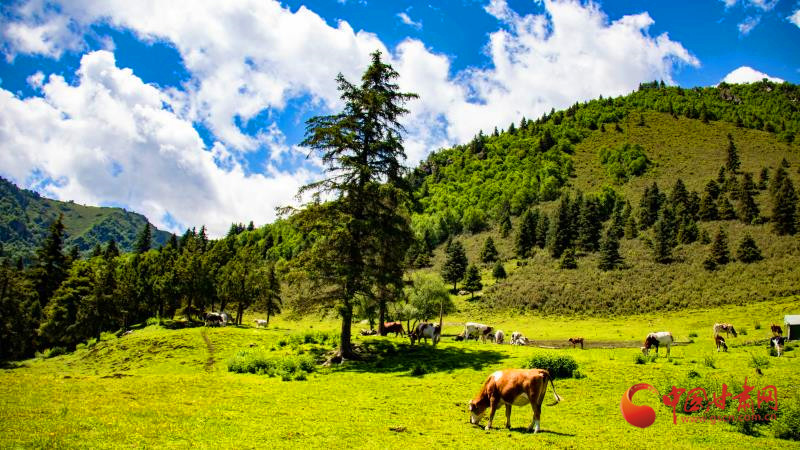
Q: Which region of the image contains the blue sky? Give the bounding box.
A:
[1,0,799,236]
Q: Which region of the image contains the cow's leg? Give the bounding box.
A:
[504,404,512,429]
[528,401,542,433]
[666,344,671,357]
[486,398,499,430]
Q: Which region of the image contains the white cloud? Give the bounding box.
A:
[721,0,779,10]
[789,9,800,27]
[0,0,700,229]
[721,66,784,84]
[737,16,761,35]
[397,12,422,30]
[0,51,314,237]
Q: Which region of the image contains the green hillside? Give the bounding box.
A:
[0,177,171,261]
[409,81,800,315]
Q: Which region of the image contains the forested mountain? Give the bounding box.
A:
[0,177,171,262]
[3,77,800,361]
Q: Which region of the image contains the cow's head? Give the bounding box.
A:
[640,346,649,356]
[408,331,418,345]
[468,399,488,425]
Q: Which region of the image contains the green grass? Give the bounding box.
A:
[2,299,799,448]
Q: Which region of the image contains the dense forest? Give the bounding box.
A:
[2,75,800,361]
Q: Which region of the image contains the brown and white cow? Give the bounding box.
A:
[381,322,405,337]
[410,323,441,346]
[568,337,584,349]
[464,322,493,343]
[469,369,561,433]
[771,336,786,357]
[641,331,673,357]
[712,323,737,338]
[495,330,505,345]
[771,324,783,336]
[714,335,728,352]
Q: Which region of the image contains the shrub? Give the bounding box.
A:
[410,363,429,376]
[100,331,117,342]
[598,143,651,183]
[749,354,770,370]
[754,323,761,330]
[739,328,748,336]
[227,349,316,380]
[687,370,701,379]
[634,354,647,365]
[42,347,67,358]
[704,355,717,369]
[689,331,698,338]
[773,397,800,441]
[524,354,578,378]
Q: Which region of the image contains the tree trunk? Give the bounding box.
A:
[236,302,244,325]
[338,302,358,360]
[266,310,270,327]
[378,290,386,335]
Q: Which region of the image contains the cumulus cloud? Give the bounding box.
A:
[0,0,700,230]
[721,0,779,10]
[721,66,784,83]
[0,51,314,236]
[789,9,800,27]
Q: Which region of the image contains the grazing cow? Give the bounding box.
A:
[469,369,561,433]
[360,329,377,336]
[495,330,505,345]
[410,323,441,346]
[714,335,728,352]
[205,312,222,327]
[771,336,786,357]
[464,322,493,343]
[568,337,584,349]
[771,324,783,336]
[641,332,673,357]
[511,332,529,346]
[254,319,268,328]
[382,322,405,337]
[219,312,231,327]
[712,323,737,338]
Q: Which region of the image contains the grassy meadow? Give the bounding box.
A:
[2,296,799,449]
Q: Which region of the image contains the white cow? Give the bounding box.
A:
[464,322,493,343]
[219,312,231,326]
[495,330,505,345]
[771,336,786,357]
[641,331,673,356]
[410,323,441,346]
[510,331,529,346]
[254,319,268,328]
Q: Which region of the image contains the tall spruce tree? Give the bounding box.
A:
[725,133,740,173]
[548,194,573,258]
[535,214,549,249]
[492,261,507,280]
[135,223,152,254]
[598,227,623,271]
[481,236,499,263]
[652,205,677,263]
[758,167,769,190]
[736,172,759,224]
[31,214,68,310]
[710,226,730,266]
[736,234,763,263]
[441,240,468,292]
[577,197,602,252]
[462,264,483,299]
[515,209,538,258]
[772,176,798,235]
[290,51,417,359]
[718,196,736,220]
[638,182,664,229]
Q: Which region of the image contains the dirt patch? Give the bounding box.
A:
[521,339,691,349]
[200,329,215,372]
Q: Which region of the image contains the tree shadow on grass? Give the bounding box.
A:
[341,339,504,376]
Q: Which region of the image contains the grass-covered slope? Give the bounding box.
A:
[0,177,171,260]
[1,300,798,448]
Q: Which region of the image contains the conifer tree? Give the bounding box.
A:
[725,133,740,173]
[462,264,483,299]
[31,214,68,309]
[441,240,468,292]
[262,265,282,326]
[770,166,788,197]
[670,178,689,210]
[135,222,152,254]
[772,176,798,235]
[481,236,499,263]
[624,214,638,239]
[91,244,103,258]
[710,226,730,266]
[638,182,664,229]
[548,194,572,258]
[698,193,718,221]
[535,214,549,249]
[652,205,677,263]
[717,196,736,220]
[500,213,512,238]
[515,209,538,258]
[677,216,699,244]
[577,197,602,252]
[758,167,769,190]
[104,240,119,260]
[736,234,763,263]
[598,227,623,271]
[704,179,721,200]
[735,172,760,224]
[492,261,507,280]
[699,228,711,244]
[559,248,578,269]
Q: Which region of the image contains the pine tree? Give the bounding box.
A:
[772,176,798,235]
[677,216,699,244]
[736,173,760,224]
[135,222,152,254]
[736,234,763,263]
[481,236,499,263]
[500,213,512,238]
[548,194,572,258]
[598,228,623,271]
[652,205,677,263]
[535,214,549,249]
[559,248,578,269]
[699,228,711,244]
[770,166,788,198]
[247,221,255,232]
[704,179,721,200]
[710,226,730,266]
[91,244,103,258]
[577,197,602,252]
[104,240,119,260]
[515,209,538,258]
[492,261,507,280]
[31,214,68,309]
[638,182,664,229]
[462,264,483,300]
[717,196,736,220]
[262,265,282,326]
[698,192,718,221]
[624,214,638,239]
[441,240,468,292]
[670,178,689,210]
[725,133,740,173]
[758,167,769,190]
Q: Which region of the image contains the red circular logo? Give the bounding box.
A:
[620,383,659,428]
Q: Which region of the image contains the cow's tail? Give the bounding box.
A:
[547,371,562,403]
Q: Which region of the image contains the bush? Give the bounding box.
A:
[754,323,762,330]
[524,354,578,378]
[410,363,429,376]
[42,347,67,358]
[689,331,698,338]
[634,353,647,365]
[704,355,717,369]
[739,328,748,336]
[773,397,800,441]
[749,354,770,370]
[227,349,316,380]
